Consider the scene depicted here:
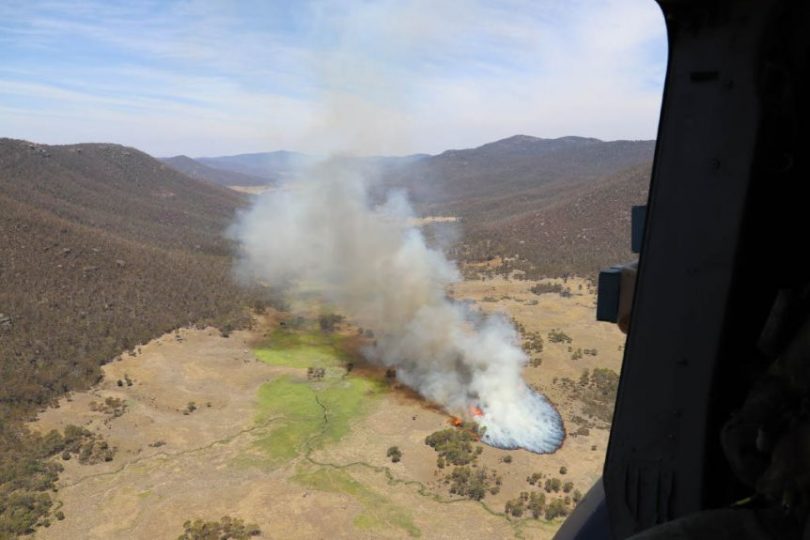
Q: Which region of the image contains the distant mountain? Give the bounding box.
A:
[0,139,251,413]
[380,135,656,277]
[168,134,653,277]
[196,150,314,182]
[189,151,430,186]
[162,155,270,187]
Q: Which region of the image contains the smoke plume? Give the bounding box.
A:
[232,158,564,454]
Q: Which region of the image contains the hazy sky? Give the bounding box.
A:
[0,0,666,157]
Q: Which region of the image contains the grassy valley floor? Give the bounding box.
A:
[30,277,624,539]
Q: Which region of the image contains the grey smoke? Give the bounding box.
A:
[231,157,564,453]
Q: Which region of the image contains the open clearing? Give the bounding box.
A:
[31,277,624,539]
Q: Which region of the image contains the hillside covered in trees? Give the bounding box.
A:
[0,139,257,535]
[183,135,655,278]
[381,135,654,278]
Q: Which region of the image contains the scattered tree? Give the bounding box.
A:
[387,446,402,463]
[178,516,260,540]
[563,481,574,493]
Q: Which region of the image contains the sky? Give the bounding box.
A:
[0,0,667,157]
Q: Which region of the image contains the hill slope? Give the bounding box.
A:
[0,139,251,414]
[382,136,655,277]
[162,155,271,187]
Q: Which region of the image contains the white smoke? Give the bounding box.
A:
[232,158,564,454]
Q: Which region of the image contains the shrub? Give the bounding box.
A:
[178,516,260,540]
[547,329,572,344]
[425,428,479,466]
[446,466,499,501]
[386,446,402,463]
[563,481,574,493]
[545,498,569,521]
[318,313,344,333]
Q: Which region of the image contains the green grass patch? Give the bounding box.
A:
[254,377,324,463]
[253,372,384,466]
[254,329,347,369]
[294,466,421,538]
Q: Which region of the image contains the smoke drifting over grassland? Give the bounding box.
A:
[232,160,564,453]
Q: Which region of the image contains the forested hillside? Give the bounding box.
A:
[0,139,257,536]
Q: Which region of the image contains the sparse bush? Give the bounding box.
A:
[306,367,325,381]
[178,516,260,540]
[318,313,344,333]
[545,498,569,521]
[528,492,546,519]
[90,397,126,417]
[387,446,402,463]
[522,331,544,355]
[425,428,480,466]
[529,282,564,296]
[501,455,512,464]
[505,498,525,517]
[446,466,499,501]
[559,466,568,475]
[579,369,590,386]
[563,481,574,493]
[547,329,572,344]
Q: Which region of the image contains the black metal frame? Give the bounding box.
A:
[558,1,810,537]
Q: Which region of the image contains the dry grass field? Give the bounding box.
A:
[30,276,624,539]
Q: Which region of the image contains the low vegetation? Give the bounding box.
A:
[526,472,543,486]
[318,313,344,333]
[306,367,326,381]
[177,516,260,540]
[505,490,573,521]
[387,446,402,463]
[563,368,621,429]
[444,466,501,500]
[529,282,572,297]
[547,329,573,344]
[89,396,127,417]
[505,491,546,519]
[425,426,483,467]
[0,424,114,536]
[522,331,544,355]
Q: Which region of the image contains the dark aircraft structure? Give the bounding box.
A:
[557,0,810,538]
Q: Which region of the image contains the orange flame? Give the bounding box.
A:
[470,405,484,417]
[450,416,463,427]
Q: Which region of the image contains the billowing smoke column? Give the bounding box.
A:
[232,159,564,454]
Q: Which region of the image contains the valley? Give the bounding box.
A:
[30,275,624,540]
[1,135,637,539]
